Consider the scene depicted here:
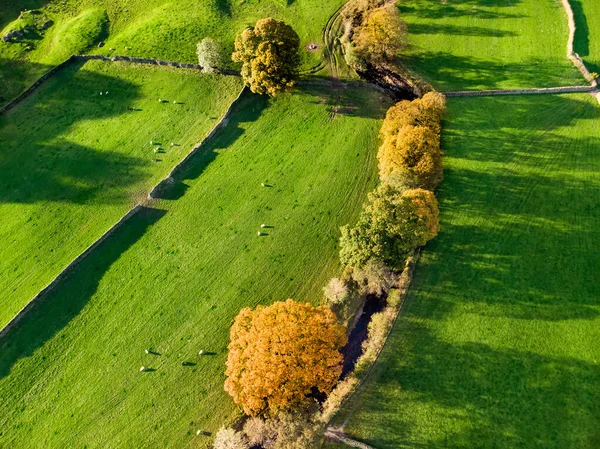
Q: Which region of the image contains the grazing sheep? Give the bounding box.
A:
[140,366,145,372]
[100,92,103,96]
[173,100,177,104]
[261,183,265,187]
[158,98,162,102]
[171,142,175,147]
[105,91,109,95]
[261,224,266,228]
[145,349,149,354]
[199,350,204,355]
[257,231,261,236]
[196,430,202,436]
[150,140,153,145]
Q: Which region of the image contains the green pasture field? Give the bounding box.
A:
[0,85,389,448]
[0,0,343,104]
[574,0,600,74]
[0,60,242,330]
[399,0,585,91]
[327,93,600,448]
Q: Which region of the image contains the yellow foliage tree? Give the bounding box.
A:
[353,4,407,62]
[224,299,347,416]
[232,18,300,96]
[378,92,446,190]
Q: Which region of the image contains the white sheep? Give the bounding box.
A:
[261,183,265,187]
[257,231,261,236]
[140,366,145,372]
[145,349,149,354]
[199,350,204,355]
[261,224,266,228]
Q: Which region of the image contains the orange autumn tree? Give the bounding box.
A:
[225,299,347,416]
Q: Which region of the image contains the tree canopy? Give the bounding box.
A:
[197,37,223,73]
[232,18,300,96]
[340,185,440,269]
[378,92,446,190]
[225,299,347,416]
[353,5,408,62]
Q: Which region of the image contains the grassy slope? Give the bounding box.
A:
[329,94,600,448]
[574,0,600,73]
[0,60,242,329]
[0,86,389,448]
[0,0,342,103]
[399,0,584,91]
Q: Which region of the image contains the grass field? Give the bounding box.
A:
[0,60,242,330]
[574,0,600,74]
[0,0,343,104]
[327,93,600,448]
[399,0,584,91]
[0,85,389,448]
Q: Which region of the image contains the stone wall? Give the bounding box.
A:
[561,0,598,86]
[0,205,143,340]
[445,85,595,97]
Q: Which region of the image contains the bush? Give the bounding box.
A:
[232,18,300,96]
[243,417,276,448]
[343,44,368,72]
[339,185,440,269]
[323,277,350,305]
[225,299,347,416]
[352,259,395,296]
[213,427,248,449]
[197,37,223,73]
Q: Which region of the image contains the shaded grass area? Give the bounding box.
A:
[574,0,600,74]
[327,94,600,448]
[398,0,584,91]
[0,86,390,448]
[0,0,345,103]
[0,60,242,329]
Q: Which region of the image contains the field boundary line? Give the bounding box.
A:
[0,205,143,340]
[562,0,598,87]
[325,429,377,449]
[148,86,247,199]
[0,85,246,342]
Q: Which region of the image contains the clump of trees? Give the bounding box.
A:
[197,37,223,73]
[232,18,300,96]
[378,92,446,190]
[339,184,439,270]
[353,4,408,63]
[224,299,347,416]
[341,0,407,69]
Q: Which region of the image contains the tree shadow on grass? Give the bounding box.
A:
[408,23,518,38]
[399,0,525,20]
[158,89,268,201]
[570,0,590,57]
[0,58,54,104]
[0,0,51,29]
[402,52,579,91]
[0,60,154,205]
[355,324,600,448]
[0,206,166,379]
[295,82,393,119]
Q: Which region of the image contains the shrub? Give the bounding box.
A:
[343,44,368,72]
[352,259,395,296]
[213,427,248,449]
[323,277,350,305]
[353,5,407,62]
[339,185,440,269]
[197,37,223,73]
[243,417,276,448]
[225,299,347,416]
[232,18,300,96]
